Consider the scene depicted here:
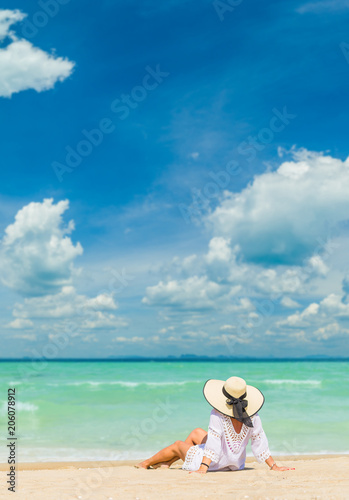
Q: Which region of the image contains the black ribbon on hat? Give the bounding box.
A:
[222,387,253,428]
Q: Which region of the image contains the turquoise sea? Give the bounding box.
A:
[0,360,348,462]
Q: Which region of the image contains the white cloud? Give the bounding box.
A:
[280,296,301,308]
[158,326,175,333]
[207,150,349,265]
[320,293,349,318]
[10,285,126,331]
[182,330,208,338]
[277,302,320,328]
[113,336,144,343]
[308,255,329,277]
[7,318,34,329]
[0,199,83,296]
[142,275,227,310]
[297,1,349,13]
[0,9,74,98]
[313,322,342,340]
[141,150,349,349]
[254,268,304,295]
[142,233,326,311]
[205,237,232,263]
[219,324,236,331]
[83,311,128,330]
[0,9,24,40]
[0,199,130,338]
[277,286,349,341]
[208,333,252,345]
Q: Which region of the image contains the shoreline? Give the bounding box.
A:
[0,453,346,470]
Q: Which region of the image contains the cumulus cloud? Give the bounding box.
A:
[10,285,127,332]
[7,318,34,329]
[219,324,236,331]
[142,234,327,311]
[0,198,130,335]
[208,333,252,345]
[280,296,301,309]
[141,149,349,347]
[313,322,342,340]
[0,9,74,98]
[320,293,349,318]
[145,151,346,314]
[207,149,349,265]
[83,311,128,330]
[142,275,227,310]
[0,199,83,296]
[277,285,349,339]
[0,9,24,40]
[205,236,232,264]
[277,302,320,328]
[113,336,145,343]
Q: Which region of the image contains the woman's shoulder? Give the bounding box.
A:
[250,412,263,431]
[210,408,226,419]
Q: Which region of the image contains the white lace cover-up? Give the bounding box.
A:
[182,409,271,471]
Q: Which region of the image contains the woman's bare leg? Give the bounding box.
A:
[136,440,192,469]
[139,428,208,469]
[157,427,207,468]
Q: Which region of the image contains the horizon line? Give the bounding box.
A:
[0,356,348,362]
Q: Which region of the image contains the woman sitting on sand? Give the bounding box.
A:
[137,376,294,474]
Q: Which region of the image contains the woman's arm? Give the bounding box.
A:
[265,455,295,471]
[190,456,212,475]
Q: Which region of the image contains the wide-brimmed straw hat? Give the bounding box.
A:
[203,376,264,427]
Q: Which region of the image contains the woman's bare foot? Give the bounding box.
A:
[135,460,151,469]
[135,459,174,469]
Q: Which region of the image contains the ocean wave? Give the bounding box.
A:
[0,401,38,414]
[261,379,321,386]
[47,380,203,388]
[17,401,39,411]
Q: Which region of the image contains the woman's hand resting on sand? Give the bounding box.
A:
[189,465,208,475]
[271,464,295,471]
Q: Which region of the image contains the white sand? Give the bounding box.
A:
[0,456,348,499]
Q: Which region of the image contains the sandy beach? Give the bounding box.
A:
[0,455,348,500]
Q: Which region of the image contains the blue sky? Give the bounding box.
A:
[1,0,349,358]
